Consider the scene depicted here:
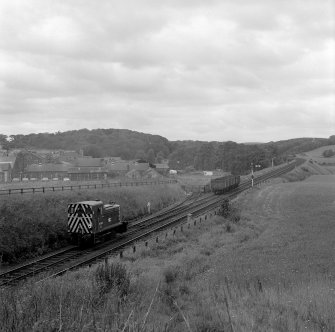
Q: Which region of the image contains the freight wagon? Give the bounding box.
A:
[210,175,240,194]
[67,200,128,245]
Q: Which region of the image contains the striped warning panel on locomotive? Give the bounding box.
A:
[68,203,93,234]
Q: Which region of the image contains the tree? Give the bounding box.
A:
[135,150,147,161]
[83,144,104,158]
[156,151,164,163]
[323,149,335,158]
[147,149,155,164]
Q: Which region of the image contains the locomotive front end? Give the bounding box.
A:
[67,202,94,235]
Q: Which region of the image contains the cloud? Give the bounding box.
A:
[0,0,334,142]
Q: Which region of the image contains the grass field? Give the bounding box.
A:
[1,176,334,331]
[299,144,335,164]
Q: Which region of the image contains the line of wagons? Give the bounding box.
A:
[68,174,240,245]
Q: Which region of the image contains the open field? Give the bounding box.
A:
[282,160,333,182]
[298,144,335,164]
[1,176,334,331]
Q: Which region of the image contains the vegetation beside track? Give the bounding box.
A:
[281,159,333,182]
[2,177,334,331]
[0,184,184,265]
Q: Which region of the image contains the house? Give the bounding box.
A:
[67,167,108,181]
[203,171,213,176]
[126,162,151,179]
[24,163,72,180]
[106,162,130,177]
[129,162,150,172]
[74,158,105,168]
[154,163,169,175]
[0,156,16,168]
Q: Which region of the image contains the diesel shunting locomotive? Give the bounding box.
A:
[68,200,128,245]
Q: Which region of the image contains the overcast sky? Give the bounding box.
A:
[0,0,334,142]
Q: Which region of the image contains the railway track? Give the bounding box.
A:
[0,159,302,287]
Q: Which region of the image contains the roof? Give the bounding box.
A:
[75,158,104,167]
[155,163,169,169]
[0,156,16,167]
[107,162,129,171]
[0,163,11,171]
[130,163,150,171]
[25,163,71,172]
[68,167,107,173]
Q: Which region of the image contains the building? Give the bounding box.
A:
[154,163,169,175]
[67,167,108,181]
[106,162,130,177]
[74,158,105,168]
[24,163,72,180]
[0,163,12,182]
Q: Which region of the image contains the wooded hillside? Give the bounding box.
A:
[1,130,333,175]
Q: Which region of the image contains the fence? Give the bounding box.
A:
[0,179,178,196]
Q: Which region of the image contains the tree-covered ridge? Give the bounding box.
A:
[1,130,334,175]
[5,129,171,160]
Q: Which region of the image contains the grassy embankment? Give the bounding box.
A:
[1,175,334,331]
[0,184,185,265]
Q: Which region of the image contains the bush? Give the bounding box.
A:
[95,261,131,298]
[219,199,241,223]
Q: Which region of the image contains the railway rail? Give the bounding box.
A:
[0,159,303,287]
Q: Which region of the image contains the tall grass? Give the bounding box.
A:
[1,211,334,331]
[1,180,335,331]
[0,184,184,264]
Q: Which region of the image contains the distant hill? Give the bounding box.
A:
[6,129,171,161]
[2,130,334,175]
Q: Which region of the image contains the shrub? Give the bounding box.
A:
[95,261,131,298]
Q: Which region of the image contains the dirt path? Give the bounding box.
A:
[216,176,335,286]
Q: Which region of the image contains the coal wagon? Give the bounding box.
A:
[67,200,128,245]
[210,175,240,194]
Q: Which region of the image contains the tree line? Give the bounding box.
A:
[1,130,334,175]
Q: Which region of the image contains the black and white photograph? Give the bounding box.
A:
[0,0,334,331]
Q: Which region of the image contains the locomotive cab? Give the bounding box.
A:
[68,200,128,245]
